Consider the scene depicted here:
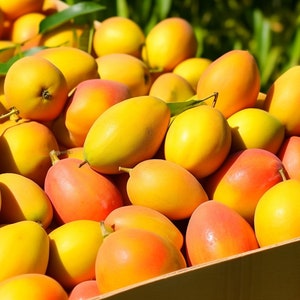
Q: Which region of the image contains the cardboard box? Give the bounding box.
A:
[91,237,300,300]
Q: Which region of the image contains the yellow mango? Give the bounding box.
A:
[263,65,300,136]
[83,95,171,174]
[149,72,195,103]
[40,23,85,48]
[120,159,208,220]
[34,46,99,93]
[0,173,53,229]
[164,105,232,179]
[46,220,111,290]
[0,220,49,282]
[0,118,59,187]
[173,57,212,91]
[142,17,198,72]
[227,107,285,154]
[95,53,151,97]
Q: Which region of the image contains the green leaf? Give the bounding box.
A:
[260,46,282,90]
[0,46,47,75]
[39,2,106,34]
[0,54,22,75]
[155,0,172,20]
[78,24,95,53]
[116,0,130,17]
[287,26,300,68]
[166,93,218,117]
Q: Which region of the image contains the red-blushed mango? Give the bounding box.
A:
[185,201,259,266]
[95,227,187,294]
[142,17,198,72]
[254,179,300,247]
[196,49,260,118]
[44,155,123,224]
[0,220,49,282]
[278,136,300,181]
[0,273,68,300]
[0,173,53,229]
[69,280,100,300]
[263,65,300,136]
[52,78,131,148]
[164,104,232,179]
[120,159,208,220]
[203,148,285,225]
[104,204,184,250]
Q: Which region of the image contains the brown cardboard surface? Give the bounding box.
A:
[91,237,300,300]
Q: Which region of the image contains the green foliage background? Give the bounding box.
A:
[60,0,300,91]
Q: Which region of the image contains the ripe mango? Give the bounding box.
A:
[196,49,260,118]
[0,173,53,228]
[0,118,59,186]
[34,46,99,93]
[0,220,49,282]
[46,220,111,290]
[83,95,171,174]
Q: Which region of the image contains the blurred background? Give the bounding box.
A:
[63,0,300,92]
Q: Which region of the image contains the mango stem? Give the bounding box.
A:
[100,221,113,238]
[49,150,60,165]
[119,166,132,173]
[0,107,20,120]
[211,92,219,107]
[279,168,288,181]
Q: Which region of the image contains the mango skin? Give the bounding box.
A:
[0,220,49,282]
[34,46,99,93]
[83,96,171,174]
[46,220,107,290]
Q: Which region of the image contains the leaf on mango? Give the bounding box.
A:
[0,46,48,75]
[39,1,106,34]
[166,92,218,117]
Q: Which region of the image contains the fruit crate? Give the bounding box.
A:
[90,237,300,300]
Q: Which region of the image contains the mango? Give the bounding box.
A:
[0,173,53,228]
[263,65,300,136]
[0,118,59,186]
[196,49,260,118]
[34,46,99,93]
[164,104,232,179]
[0,220,49,282]
[149,72,195,103]
[46,220,111,290]
[142,17,198,72]
[83,95,171,174]
[95,53,151,97]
